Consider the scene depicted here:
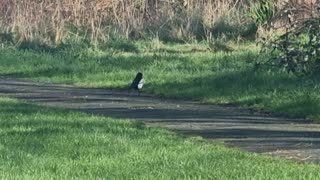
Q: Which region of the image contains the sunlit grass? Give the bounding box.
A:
[0,97,320,179]
[0,43,320,120]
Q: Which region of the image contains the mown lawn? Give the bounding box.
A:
[0,97,320,179]
[0,43,319,119]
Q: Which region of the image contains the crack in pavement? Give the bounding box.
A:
[1,78,320,164]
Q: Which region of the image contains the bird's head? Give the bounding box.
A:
[136,72,143,79]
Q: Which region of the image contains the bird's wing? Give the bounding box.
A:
[138,78,144,89]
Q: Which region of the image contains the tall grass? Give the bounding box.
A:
[0,0,252,45]
[1,0,315,44]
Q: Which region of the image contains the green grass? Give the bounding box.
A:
[0,97,320,179]
[0,42,320,120]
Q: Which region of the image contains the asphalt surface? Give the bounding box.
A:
[1,78,320,164]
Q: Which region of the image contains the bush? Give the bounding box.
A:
[269,18,320,76]
[258,1,320,76]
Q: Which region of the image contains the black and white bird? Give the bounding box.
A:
[130,72,144,95]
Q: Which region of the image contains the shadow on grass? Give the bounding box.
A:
[0,100,155,157]
[0,100,140,130]
[1,46,319,119]
[146,48,210,54]
[149,69,320,118]
[102,40,139,53]
[1,93,320,155]
[0,67,75,78]
[0,50,190,80]
[1,76,320,155]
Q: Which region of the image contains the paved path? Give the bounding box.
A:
[1,78,320,163]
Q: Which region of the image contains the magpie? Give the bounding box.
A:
[130,72,144,95]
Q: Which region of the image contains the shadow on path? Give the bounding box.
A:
[1,78,320,163]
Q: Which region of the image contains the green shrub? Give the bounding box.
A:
[262,18,320,76]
